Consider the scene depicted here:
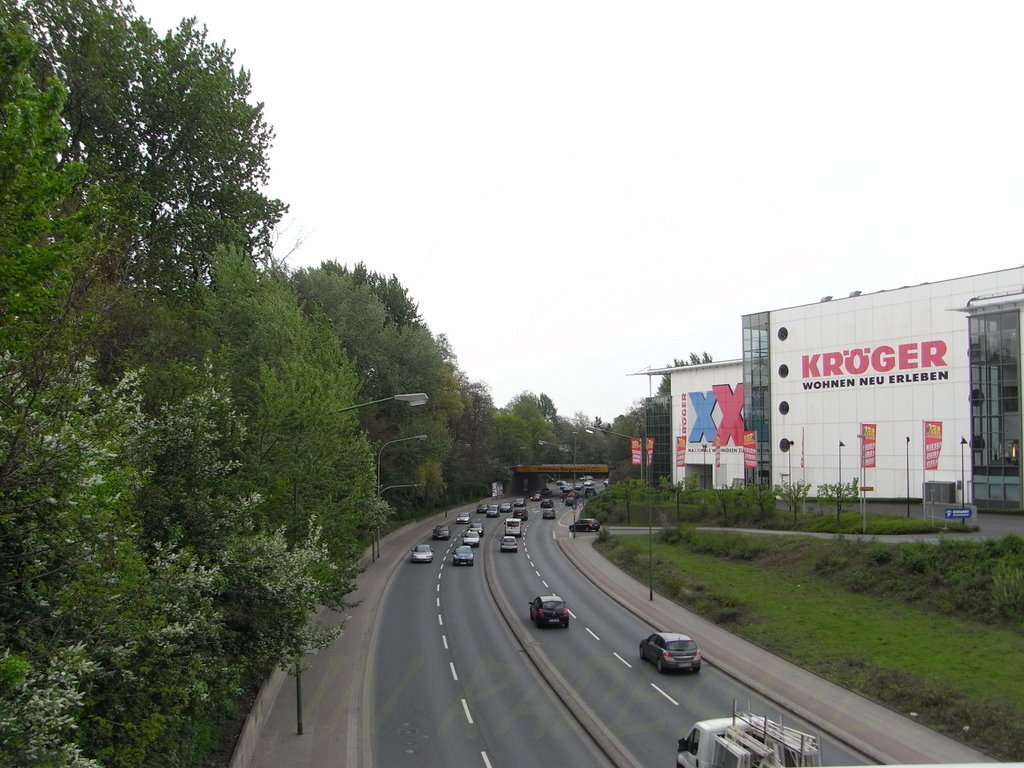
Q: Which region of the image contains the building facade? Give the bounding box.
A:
[655,267,1023,510]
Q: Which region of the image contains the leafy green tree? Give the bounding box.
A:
[21,0,287,291]
[0,9,91,356]
[817,478,860,526]
[656,352,713,396]
[777,480,812,522]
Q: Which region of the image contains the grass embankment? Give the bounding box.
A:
[595,528,1024,761]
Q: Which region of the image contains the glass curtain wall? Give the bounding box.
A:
[644,395,671,487]
[969,310,1022,510]
[742,312,771,484]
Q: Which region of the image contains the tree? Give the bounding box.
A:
[22,0,287,291]
[657,352,713,396]
[816,478,860,527]
[776,480,812,522]
[0,9,92,357]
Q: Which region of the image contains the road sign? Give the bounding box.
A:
[944,508,972,519]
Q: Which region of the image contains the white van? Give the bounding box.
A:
[504,518,522,538]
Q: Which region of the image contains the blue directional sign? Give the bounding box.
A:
[944,508,972,519]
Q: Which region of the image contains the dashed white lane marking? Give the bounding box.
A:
[442,635,448,649]
[462,698,474,724]
[481,752,493,768]
[542,580,549,589]
[585,627,600,641]
[567,608,578,619]
[651,683,679,706]
[449,662,458,681]
[436,597,440,607]
[613,652,632,668]
[438,614,443,626]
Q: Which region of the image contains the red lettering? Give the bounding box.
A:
[898,343,918,369]
[921,340,947,368]
[822,352,843,376]
[872,345,895,372]
[802,355,820,378]
[713,384,745,447]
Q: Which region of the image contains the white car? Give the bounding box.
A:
[463,531,481,547]
[410,544,434,563]
[456,511,471,524]
[500,535,518,552]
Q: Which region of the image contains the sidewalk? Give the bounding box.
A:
[556,533,993,765]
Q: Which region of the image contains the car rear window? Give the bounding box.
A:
[666,640,697,651]
[542,600,564,610]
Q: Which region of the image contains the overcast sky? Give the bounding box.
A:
[132,1,1024,422]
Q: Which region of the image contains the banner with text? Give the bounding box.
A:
[676,435,687,467]
[646,438,655,466]
[861,423,877,468]
[743,431,757,469]
[924,420,943,470]
[714,434,721,468]
[631,438,642,465]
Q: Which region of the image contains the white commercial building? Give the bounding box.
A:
[647,267,1023,511]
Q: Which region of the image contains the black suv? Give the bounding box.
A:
[529,595,569,628]
[569,518,600,532]
[432,525,451,540]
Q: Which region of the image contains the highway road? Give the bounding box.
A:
[370,495,868,768]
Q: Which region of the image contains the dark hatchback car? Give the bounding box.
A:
[529,595,570,628]
[498,501,513,513]
[639,632,702,673]
[486,504,500,518]
[432,525,451,540]
[452,545,475,566]
[475,503,490,514]
[539,498,554,509]
[569,518,599,532]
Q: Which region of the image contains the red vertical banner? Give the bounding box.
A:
[743,431,757,469]
[630,438,642,466]
[713,434,721,468]
[861,423,877,468]
[646,438,655,466]
[676,435,687,468]
[924,421,943,470]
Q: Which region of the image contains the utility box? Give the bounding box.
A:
[923,481,956,503]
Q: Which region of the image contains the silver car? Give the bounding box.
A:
[462,531,481,547]
[499,535,518,552]
[409,544,434,563]
[639,632,702,673]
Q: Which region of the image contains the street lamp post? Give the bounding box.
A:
[905,436,911,518]
[837,441,845,517]
[586,424,654,601]
[960,437,969,507]
[297,391,426,736]
[375,434,428,560]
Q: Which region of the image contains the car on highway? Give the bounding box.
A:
[569,518,599,532]
[529,492,541,502]
[639,632,702,673]
[584,486,597,496]
[540,498,554,509]
[529,595,570,628]
[452,545,474,566]
[475,503,489,514]
[518,508,529,520]
[468,521,483,534]
[498,501,513,513]
[456,511,471,524]
[499,535,518,552]
[542,507,556,520]
[432,525,450,540]
[409,544,434,563]
[462,531,481,547]
[565,496,577,508]
[540,487,553,497]
[486,504,500,517]
[513,497,526,508]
